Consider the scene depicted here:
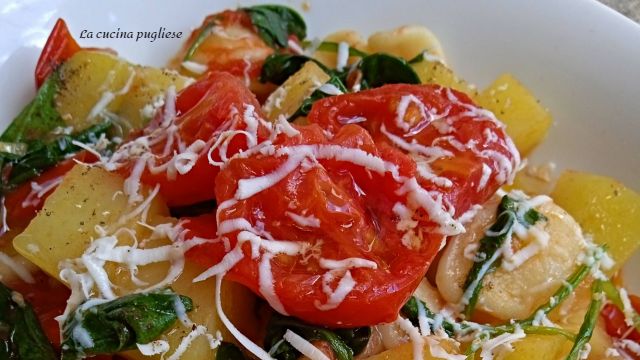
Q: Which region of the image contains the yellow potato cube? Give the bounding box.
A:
[313,30,369,68]
[56,51,134,132]
[262,61,330,121]
[411,60,478,98]
[56,50,190,135]
[551,171,640,273]
[115,67,191,131]
[365,337,461,360]
[368,25,445,61]
[476,74,552,157]
[500,335,567,360]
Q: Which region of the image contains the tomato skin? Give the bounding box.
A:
[601,295,640,343]
[187,85,517,327]
[207,124,439,327]
[35,19,81,88]
[3,151,96,232]
[183,213,224,269]
[122,71,269,207]
[177,10,276,101]
[308,84,519,219]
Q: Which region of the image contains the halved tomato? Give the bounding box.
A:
[119,71,270,207]
[185,84,518,327]
[35,19,81,87]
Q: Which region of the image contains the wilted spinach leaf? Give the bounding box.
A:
[244,5,307,48]
[1,72,65,144]
[289,75,347,120]
[0,121,112,192]
[61,289,193,359]
[264,313,370,360]
[0,282,56,360]
[260,54,330,85]
[216,342,247,359]
[358,53,420,89]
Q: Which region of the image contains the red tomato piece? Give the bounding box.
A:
[118,71,270,207]
[176,10,276,100]
[308,84,520,220]
[601,295,640,343]
[35,19,81,88]
[185,85,518,327]
[191,124,437,327]
[183,213,221,268]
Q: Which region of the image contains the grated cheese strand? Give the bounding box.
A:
[314,270,356,311]
[215,274,275,360]
[283,329,331,360]
[0,251,34,284]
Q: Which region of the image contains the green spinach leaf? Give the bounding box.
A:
[260,54,329,85]
[289,75,347,120]
[1,72,65,144]
[0,121,112,192]
[401,296,456,337]
[216,342,247,360]
[243,5,306,49]
[0,282,56,360]
[358,53,420,89]
[264,313,369,360]
[61,289,193,359]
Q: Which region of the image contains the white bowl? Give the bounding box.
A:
[0,0,638,291]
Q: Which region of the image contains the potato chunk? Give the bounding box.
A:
[476,74,552,157]
[365,337,461,360]
[56,51,133,132]
[13,165,255,359]
[367,25,445,61]
[262,61,330,121]
[56,51,190,134]
[551,171,640,274]
[313,30,368,68]
[411,60,478,98]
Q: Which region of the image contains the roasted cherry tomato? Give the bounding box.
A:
[308,84,520,220]
[601,294,640,343]
[186,84,517,327]
[174,10,277,100]
[119,71,270,207]
[35,19,81,88]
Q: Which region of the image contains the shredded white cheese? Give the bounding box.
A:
[319,257,377,270]
[284,329,330,360]
[617,339,640,356]
[479,325,525,360]
[0,251,34,283]
[166,326,222,360]
[396,316,425,360]
[285,211,320,228]
[215,274,275,360]
[315,270,356,311]
[336,42,349,71]
[619,288,636,327]
[137,340,170,356]
[181,60,208,74]
[21,176,64,208]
